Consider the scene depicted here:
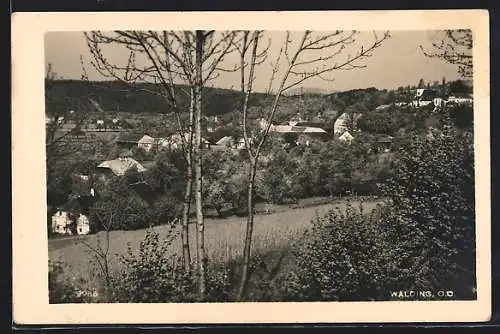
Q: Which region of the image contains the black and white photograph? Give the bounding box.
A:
[12,10,490,324]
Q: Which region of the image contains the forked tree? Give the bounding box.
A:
[84,30,237,296]
[234,30,390,299]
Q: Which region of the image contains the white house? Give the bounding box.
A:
[158,133,210,151]
[45,116,55,125]
[411,88,439,107]
[51,210,72,235]
[447,96,473,105]
[76,214,90,235]
[117,133,157,152]
[236,138,249,150]
[433,98,446,107]
[137,134,156,152]
[333,113,362,136]
[51,211,90,235]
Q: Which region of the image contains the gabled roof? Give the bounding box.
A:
[293,121,327,128]
[96,157,147,176]
[117,133,151,143]
[334,112,363,124]
[216,136,234,145]
[271,125,327,134]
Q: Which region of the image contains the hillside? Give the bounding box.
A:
[45,79,270,118]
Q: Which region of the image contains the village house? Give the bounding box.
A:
[447,95,473,105]
[96,156,147,178]
[333,112,362,136]
[158,133,211,151]
[51,210,90,236]
[236,138,249,150]
[411,88,439,107]
[271,121,328,135]
[215,136,235,147]
[117,133,156,152]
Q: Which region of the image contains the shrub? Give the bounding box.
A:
[379,121,476,298]
[107,228,233,302]
[278,120,476,301]
[108,227,197,302]
[277,203,391,301]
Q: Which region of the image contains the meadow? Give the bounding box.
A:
[48,198,381,291]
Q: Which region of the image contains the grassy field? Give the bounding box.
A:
[49,198,381,289]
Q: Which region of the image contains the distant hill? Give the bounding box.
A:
[45,79,270,117]
[46,80,419,130]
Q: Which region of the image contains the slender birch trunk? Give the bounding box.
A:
[181,88,195,272]
[194,30,206,297]
[237,162,258,298]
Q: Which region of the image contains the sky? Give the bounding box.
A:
[45,30,464,93]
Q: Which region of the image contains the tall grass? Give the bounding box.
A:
[48,199,380,293]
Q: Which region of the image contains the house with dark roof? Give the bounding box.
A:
[117,133,156,152]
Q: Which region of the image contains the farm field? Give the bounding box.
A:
[49,198,382,287]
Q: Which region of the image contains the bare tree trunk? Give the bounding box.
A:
[181,89,195,272]
[194,30,206,297]
[237,162,258,299]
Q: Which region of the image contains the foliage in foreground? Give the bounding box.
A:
[103,229,233,303]
[278,120,476,301]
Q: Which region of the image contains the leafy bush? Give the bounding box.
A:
[277,203,391,301]
[357,111,404,135]
[379,121,476,298]
[278,119,476,301]
[89,177,152,231]
[107,228,233,302]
